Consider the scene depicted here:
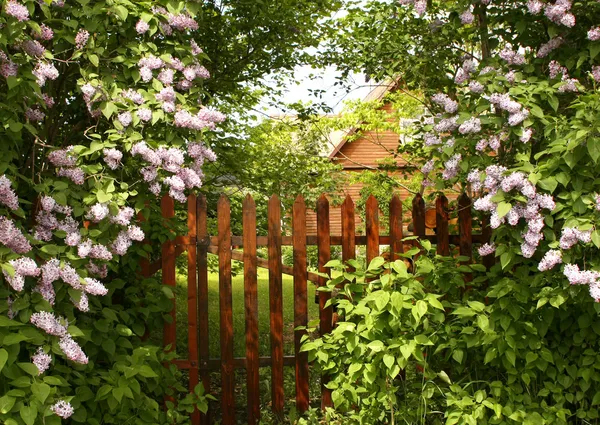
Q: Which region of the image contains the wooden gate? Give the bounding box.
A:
[147,192,492,425]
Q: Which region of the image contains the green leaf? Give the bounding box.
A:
[114,5,128,21]
[367,256,385,271]
[591,43,600,60]
[97,189,112,203]
[0,349,8,372]
[538,177,558,193]
[452,349,464,364]
[497,202,512,219]
[101,102,118,119]
[367,340,384,352]
[383,354,395,369]
[438,370,451,384]
[88,54,99,67]
[588,139,600,163]
[525,352,538,364]
[18,362,40,376]
[505,349,516,367]
[138,365,159,378]
[3,334,29,345]
[20,405,37,425]
[0,395,16,414]
[31,382,51,403]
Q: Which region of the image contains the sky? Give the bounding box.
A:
[263,65,374,116]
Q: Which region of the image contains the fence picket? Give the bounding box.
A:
[292,195,309,414]
[217,195,235,425]
[243,195,260,424]
[389,195,404,261]
[341,195,356,268]
[317,194,333,409]
[268,195,284,416]
[366,195,380,264]
[196,195,210,425]
[436,195,450,256]
[161,195,176,351]
[186,195,200,425]
[412,193,426,237]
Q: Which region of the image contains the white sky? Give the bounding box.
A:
[263,65,373,116]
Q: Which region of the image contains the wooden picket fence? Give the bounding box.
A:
[144,192,492,425]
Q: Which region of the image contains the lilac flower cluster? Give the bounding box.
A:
[32,347,52,374]
[30,311,68,336]
[34,24,54,41]
[563,263,599,285]
[442,154,461,180]
[34,195,81,244]
[3,257,40,291]
[454,59,477,85]
[478,243,496,256]
[136,19,150,34]
[559,227,592,249]
[460,9,474,25]
[593,66,600,83]
[173,108,226,131]
[49,147,84,185]
[32,61,59,87]
[458,117,481,134]
[536,37,563,58]
[5,1,29,21]
[431,93,458,113]
[398,0,427,16]
[75,29,89,49]
[51,401,74,419]
[543,0,576,27]
[103,148,123,170]
[131,140,215,202]
[590,27,600,41]
[0,175,19,210]
[488,93,530,126]
[473,166,555,258]
[499,46,526,66]
[0,216,32,253]
[22,40,46,58]
[538,250,562,271]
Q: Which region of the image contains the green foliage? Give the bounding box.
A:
[302,243,600,425]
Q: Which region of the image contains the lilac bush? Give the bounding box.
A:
[0,0,219,423]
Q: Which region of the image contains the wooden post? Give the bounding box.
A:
[389,195,404,261]
[436,195,450,256]
[243,195,260,425]
[217,195,235,425]
[412,194,426,237]
[293,195,309,414]
[341,195,356,269]
[316,194,332,409]
[366,195,380,264]
[196,195,211,425]
[187,195,200,425]
[268,195,284,417]
[161,195,176,351]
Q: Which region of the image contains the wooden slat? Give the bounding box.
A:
[161,195,176,351]
[389,195,404,260]
[412,193,426,237]
[458,193,473,284]
[293,195,309,414]
[268,195,284,416]
[196,195,211,425]
[175,355,297,371]
[316,194,332,409]
[190,234,488,249]
[341,195,356,268]
[366,195,379,264]
[243,195,259,425]
[187,195,200,425]
[436,195,450,256]
[217,195,235,425]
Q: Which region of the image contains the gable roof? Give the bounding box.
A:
[327,78,401,159]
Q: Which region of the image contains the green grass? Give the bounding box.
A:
[173,267,319,360]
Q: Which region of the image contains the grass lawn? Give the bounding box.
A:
[173,266,319,360]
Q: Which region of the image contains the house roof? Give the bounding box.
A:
[327,79,401,159]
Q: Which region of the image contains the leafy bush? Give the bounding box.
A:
[302,241,600,425]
